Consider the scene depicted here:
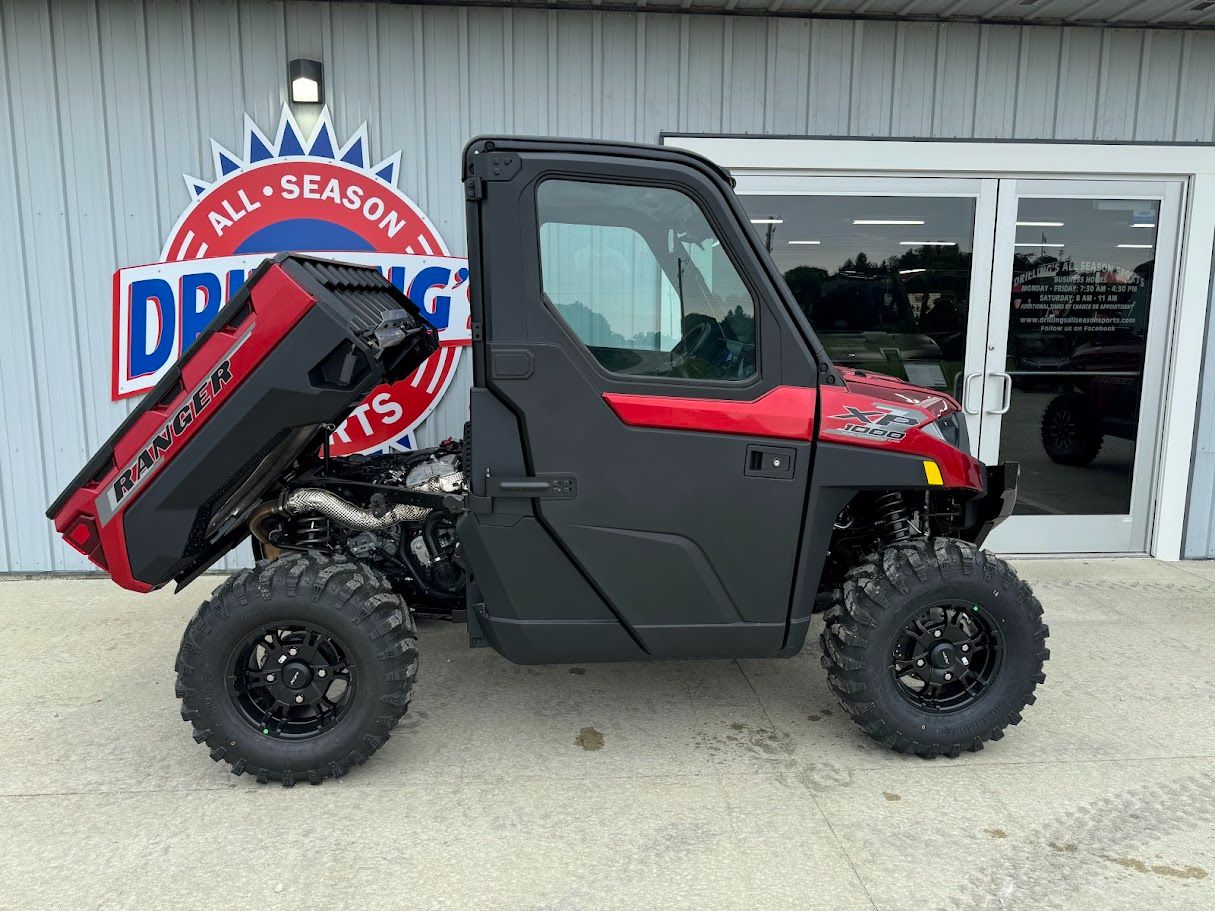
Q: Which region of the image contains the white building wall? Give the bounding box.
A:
[2,0,1214,571]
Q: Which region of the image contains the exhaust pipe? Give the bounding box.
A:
[278,488,424,530]
[248,489,422,556]
[249,480,463,551]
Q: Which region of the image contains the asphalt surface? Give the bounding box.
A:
[2,557,1214,910]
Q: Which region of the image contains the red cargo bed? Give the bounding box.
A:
[47,254,438,592]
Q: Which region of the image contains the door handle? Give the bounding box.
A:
[988,372,1013,415]
[961,372,983,414]
[486,473,577,499]
[744,444,795,479]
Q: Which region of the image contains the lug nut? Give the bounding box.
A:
[289,648,298,657]
[944,673,953,681]
[266,674,275,683]
[295,695,305,704]
[916,659,925,667]
[934,630,942,638]
[317,669,326,678]
[961,644,969,652]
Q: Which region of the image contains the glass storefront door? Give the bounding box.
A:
[736,176,998,448]
[980,180,1182,553]
[735,175,1182,554]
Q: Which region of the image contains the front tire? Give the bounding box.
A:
[820,538,1048,758]
[175,552,418,785]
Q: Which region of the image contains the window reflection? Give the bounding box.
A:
[1002,197,1159,516]
[741,195,976,391]
[736,188,1163,522]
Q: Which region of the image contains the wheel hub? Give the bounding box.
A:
[281,661,313,690]
[930,643,957,669]
[890,601,1003,714]
[229,624,355,740]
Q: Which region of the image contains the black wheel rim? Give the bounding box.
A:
[1047,408,1077,452]
[889,601,1003,713]
[228,623,356,740]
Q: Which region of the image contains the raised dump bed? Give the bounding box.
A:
[47,253,438,592]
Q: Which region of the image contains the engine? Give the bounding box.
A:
[248,439,468,614]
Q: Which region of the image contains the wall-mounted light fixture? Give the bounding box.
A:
[289,58,324,104]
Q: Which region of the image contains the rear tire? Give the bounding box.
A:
[175,552,418,785]
[1041,392,1103,466]
[820,538,1048,758]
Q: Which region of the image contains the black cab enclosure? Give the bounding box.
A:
[456,138,1009,664]
[458,138,839,663]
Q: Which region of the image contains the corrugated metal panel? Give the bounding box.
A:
[929,22,978,136]
[974,25,1021,137]
[2,0,1215,572]
[1015,25,1062,137]
[396,0,1215,30]
[848,20,897,135]
[892,23,939,137]
[1053,26,1103,138]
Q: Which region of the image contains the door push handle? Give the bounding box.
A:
[961,372,983,415]
[988,372,1013,415]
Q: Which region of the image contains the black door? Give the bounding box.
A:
[459,139,826,663]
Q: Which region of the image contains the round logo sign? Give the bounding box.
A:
[114,106,470,455]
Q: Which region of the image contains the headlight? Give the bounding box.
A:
[928,412,971,455]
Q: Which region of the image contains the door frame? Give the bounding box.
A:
[662,136,1215,561]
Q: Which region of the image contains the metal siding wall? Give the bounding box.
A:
[1054,28,1103,139]
[3,0,1215,571]
[1187,231,1215,558]
[1181,34,1215,557]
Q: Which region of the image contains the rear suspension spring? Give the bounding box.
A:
[292,515,331,549]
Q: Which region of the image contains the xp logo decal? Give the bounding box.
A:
[112,106,470,455]
[825,403,923,442]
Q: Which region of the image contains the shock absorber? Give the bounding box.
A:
[873,492,914,545]
[292,515,331,548]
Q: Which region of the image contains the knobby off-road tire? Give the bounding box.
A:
[820,538,1048,758]
[1041,392,1103,466]
[175,552,418,786]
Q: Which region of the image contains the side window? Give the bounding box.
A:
[537,179,757,382]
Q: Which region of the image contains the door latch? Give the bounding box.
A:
[744,444,795,479]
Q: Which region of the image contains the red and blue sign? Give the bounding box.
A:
[113,107,469,455]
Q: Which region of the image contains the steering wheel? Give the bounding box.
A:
[672,320,725,365]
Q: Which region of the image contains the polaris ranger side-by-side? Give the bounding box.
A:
[48,139,1047,785]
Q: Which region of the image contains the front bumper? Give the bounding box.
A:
[965,462,1019,548]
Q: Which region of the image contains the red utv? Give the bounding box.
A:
[49,138,1048,785]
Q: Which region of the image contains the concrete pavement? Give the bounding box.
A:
[2,557,1214,910]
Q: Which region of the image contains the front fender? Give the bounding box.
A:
[958,462,1020,548]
